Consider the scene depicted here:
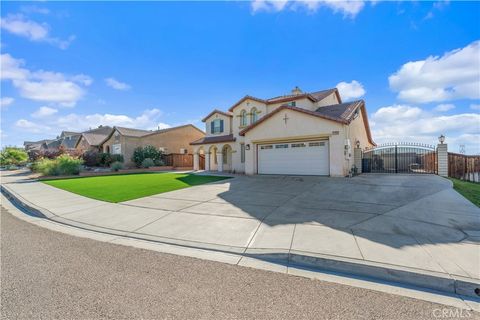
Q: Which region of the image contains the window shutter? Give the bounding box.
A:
[220,120,224,132]
[210,121,214,134]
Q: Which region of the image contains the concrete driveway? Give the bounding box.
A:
[2,171,479,296]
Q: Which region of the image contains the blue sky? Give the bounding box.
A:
[1,1,479,153]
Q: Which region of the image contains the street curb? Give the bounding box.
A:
[1,183,479,299]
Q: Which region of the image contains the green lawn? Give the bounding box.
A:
[43,173,230,203]
[449,178,480,207]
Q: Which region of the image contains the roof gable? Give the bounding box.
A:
[201,109,233,122]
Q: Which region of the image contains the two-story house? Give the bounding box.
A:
[190,87,375,176]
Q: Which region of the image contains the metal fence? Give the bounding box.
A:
[362,143,437,174]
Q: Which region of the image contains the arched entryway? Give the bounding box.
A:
[221,144,233,172]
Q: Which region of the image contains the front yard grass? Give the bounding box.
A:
[449,178,480,207]
[43,173,230,203]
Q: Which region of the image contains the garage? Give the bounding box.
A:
[257,140,329,175]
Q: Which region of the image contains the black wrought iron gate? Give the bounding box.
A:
[362,143,437,174]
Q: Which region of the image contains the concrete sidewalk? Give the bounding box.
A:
[1,169,479,299]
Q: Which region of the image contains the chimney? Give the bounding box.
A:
[291,86,302,95]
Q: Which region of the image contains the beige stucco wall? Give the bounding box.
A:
[243,109,347,176]
[347,110,374,150]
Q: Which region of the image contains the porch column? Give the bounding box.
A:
[205,152,211,171]
[193,153,199,171]
[437,143,448,177]
[216,152,223,172]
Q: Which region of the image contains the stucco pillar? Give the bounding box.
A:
[216,152,223,172]
[437,144,448,177]
[353,148,362,174]
[205,152,211,171]
[193,153,199,171]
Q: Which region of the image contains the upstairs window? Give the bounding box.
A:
[240,110,247,127]
[287,101,296,107]
[250,108,258,123]
[210,119,224,134]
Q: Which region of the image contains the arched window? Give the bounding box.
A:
[240,110,247,127]
[250,108,258,123]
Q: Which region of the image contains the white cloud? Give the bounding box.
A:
[15,119,50,133]
[14,108,171,141]
[31,106,58,118]
[0,14,75,49]
[470,104,480,111]
[370,104,480,154]
[433,103,455,112]
[389,40,480,103]
[251,0,364,18]
[105,77,131,91]
[1,53,91,106]
[157,123,172,130]
[336,80,366,100]
[0,97,14,108]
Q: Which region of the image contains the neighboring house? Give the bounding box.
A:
[75,126,114,153]
[100,124,205,167]
[191,87,375,176]
[24,139,53,152]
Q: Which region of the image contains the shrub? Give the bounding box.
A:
[56,154,83,175]
[132,145,164,168]
[31,158,57,175]
[141,158,155,168]
[111,154,124,163]
[32,155,83,176]
[110,161,123,172]
[98,153,113,167]
[0,147,29,166]
[82,151,100,167]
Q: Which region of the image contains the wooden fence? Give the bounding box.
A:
[448,152,480,183]
[164,153,193,168]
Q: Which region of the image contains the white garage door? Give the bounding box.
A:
[258,140,329,175]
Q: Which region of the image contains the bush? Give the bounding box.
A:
[141,158,155,168]
[0,147,29,166]
[111,154,124,163]
[31,158,57,175]
[110,161,123,172]
[32,155,83,176]
[82,151,100,167]
[56,154,83,175]
[98,153,113,167]
[132,145,164,168]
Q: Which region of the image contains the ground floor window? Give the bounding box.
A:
[241,144,245,163]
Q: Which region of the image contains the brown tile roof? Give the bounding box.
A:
[79,126,113,146]
[190,134,235,145]
[201,109,233,122]
[315,100,364,122]
[239,100,375,146]
[116,126,151,137]
[227,88,340,112]
[99,124,205,145]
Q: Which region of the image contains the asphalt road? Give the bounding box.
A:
[1,206,477,320]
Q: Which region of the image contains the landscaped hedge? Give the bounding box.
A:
[82,151,124,167]
[31,154,84,176]
[132,145,164,168]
